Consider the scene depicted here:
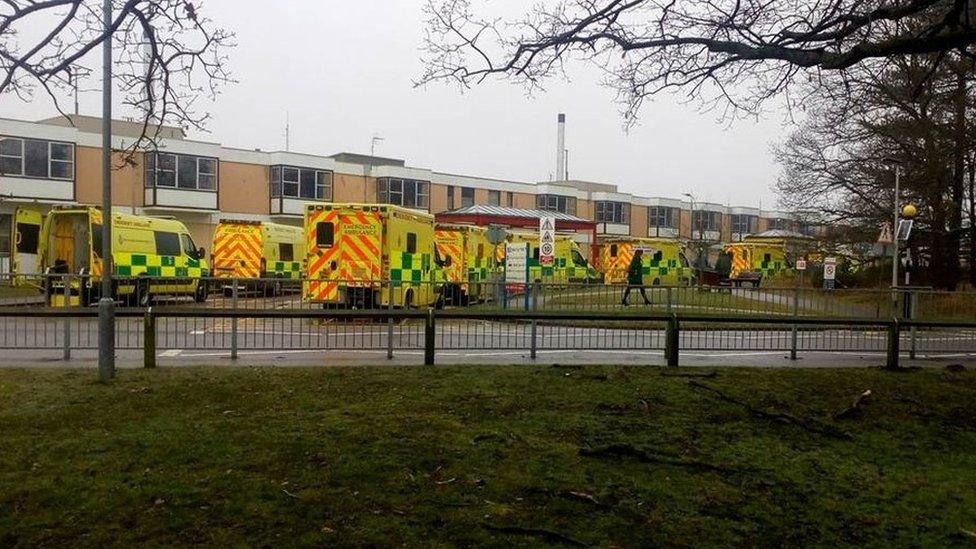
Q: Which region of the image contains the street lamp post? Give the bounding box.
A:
[891,166,901,291]
[98,0,115,381]
[683,193,697,240]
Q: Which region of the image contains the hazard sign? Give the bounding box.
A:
[539,216,556,266]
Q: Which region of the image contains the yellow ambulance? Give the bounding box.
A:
[303,203,440,308]
[434,223,494,305]
[39,206,208,306]
[496,232,597,284]
[724,234,802,287]
[598,237,692,286]
[211,219,304,296]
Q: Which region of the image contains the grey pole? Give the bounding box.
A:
[891,167,900,293]
[97,0,115,381]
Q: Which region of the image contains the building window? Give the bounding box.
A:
[460,187,475,208]
[0,136,74,180]
[447,186,455,209]
[487,190,500,206]
[536,194,577,215]
[769,218,792,230]
[731,214,758,235]
[692,210,721,232]
[377,178,429,210]
[595,201,629,224]
[648,206,678,229]
[145,152,218,191]
[270,165,332,200]
[506,192,513,207]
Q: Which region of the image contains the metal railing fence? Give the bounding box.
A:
[0,306,973,369]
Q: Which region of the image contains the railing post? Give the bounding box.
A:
[909,290,918,360]
[790,285,799,361]
[143,307,156,369]
[885,318,900,370]
[424,307,435,365]
[530,280,540,360]
[387,280,394,360]
[665,313,679,367]
[666,286,673,315]
[62,274,71,360]
[230,278,238,360]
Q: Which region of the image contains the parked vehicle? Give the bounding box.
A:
[434,223,493,305]
[39,206,208,306]
[724,233,803,287]
[211,219,303,296]
[597,237,693,286]
[496,232,597,284]
[303,203,440,308]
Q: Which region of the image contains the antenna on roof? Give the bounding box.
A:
[284,111,290,152]
[371,134,384,156]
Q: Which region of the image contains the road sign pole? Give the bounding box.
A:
[97,0,115,381]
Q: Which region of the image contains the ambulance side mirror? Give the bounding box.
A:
[197,247,205,260]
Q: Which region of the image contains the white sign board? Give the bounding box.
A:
[539,216,556,266]
[823,256,837,280]
[504,243,529,284]
[795,259,807,271]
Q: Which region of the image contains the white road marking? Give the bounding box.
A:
[159,349,182,357]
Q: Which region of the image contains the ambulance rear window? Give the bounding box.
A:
[406,233,417,254]
[279,243,294,261]
[15,223,38,254]
[610,244,617,257]
[316,222,334,247]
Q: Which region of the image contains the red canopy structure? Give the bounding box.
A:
[434,205,599,263]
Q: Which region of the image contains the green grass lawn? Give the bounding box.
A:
[2,366,976,546]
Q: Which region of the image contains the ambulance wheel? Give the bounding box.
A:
[194,281,208,303]
[652,278,661,286]
[135,279,152,307]
[403,289,414,309]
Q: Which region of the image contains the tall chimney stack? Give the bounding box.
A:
[556,113,566,181]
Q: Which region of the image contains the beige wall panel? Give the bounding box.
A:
[630,205,647,237]
[678,209,692,238]
[576,199,593,219]
[474,188,489,206]
[719,214,731,242]
[513,193,535,209]
[429,184,449,213]
[75,146,143,208]
[333,173,370,203]
[218,162,267,215]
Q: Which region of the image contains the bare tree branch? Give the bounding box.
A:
[0,0,235,161]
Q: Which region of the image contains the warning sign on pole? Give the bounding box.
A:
[539,216,556,266]
[823,256,837,290]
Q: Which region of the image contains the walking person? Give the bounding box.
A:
[621,249,651,306]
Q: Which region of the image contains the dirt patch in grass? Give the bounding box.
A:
[1,366,975,545]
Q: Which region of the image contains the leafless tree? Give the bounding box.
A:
[774,50,976,288]
[418,0,976,121]
[0,0,233,159]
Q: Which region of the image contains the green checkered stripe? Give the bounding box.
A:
[759,260,788,277]
[391,252,432,283]
[467,257,492,283]
[644,258,686,277]
[114,253,208,278]
[265,261,301,279]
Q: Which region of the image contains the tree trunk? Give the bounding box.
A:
[947,66,967,290]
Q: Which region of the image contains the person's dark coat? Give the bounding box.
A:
[627,254,644,286]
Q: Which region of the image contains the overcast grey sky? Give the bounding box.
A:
[1,0,791,207]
